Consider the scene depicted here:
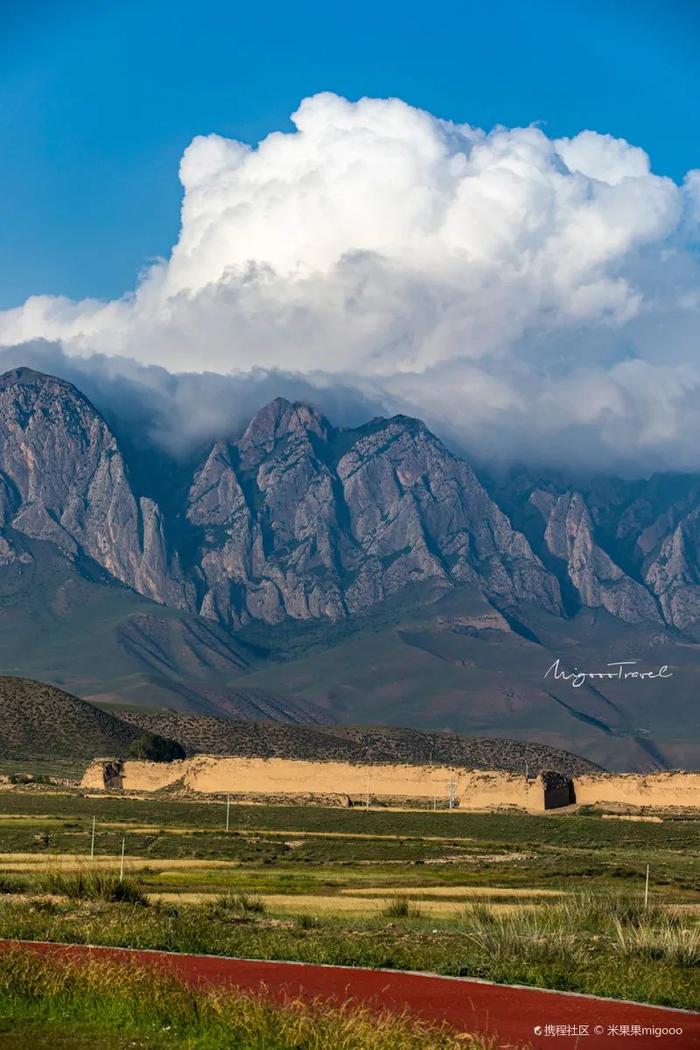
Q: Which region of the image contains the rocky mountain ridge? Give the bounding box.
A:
[0,368,193,610]
[1,366,700,635]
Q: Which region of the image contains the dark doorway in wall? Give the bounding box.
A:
[102,760,124,790]
[542,771,576,809]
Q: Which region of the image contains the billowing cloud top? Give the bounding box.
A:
[1,93,699,472]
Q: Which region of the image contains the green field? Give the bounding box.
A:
[0,787,697,1017]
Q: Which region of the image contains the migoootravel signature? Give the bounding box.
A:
[544,659,673,689]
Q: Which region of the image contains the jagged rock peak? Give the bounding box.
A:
[237,397,331,469]
[532,489,662,624]
[185,398,563,628]
[0,365,193,612]
[3,369,700,633]
[0,366,109,439]
[0,366,92,400]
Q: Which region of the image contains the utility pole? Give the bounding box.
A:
[226,795,230,832]
[448,772,456,810]
[90,816,96,860]
[119,835,125,883]
[366,768,371,811]
[644,864,650,911]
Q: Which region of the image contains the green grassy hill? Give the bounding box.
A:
[0,534,325,723]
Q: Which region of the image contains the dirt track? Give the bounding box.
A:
[2,940,697,1048]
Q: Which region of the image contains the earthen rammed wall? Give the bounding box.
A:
[81,756,700,811]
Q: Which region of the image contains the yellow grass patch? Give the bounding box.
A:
[0,853,241,872]
[263,894,544,916]
[228,828,477,844]
[343,885,566,898]
[147,891,545,917]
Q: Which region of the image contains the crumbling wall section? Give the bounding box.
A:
[575,772,700,810]
[81,756,547,810]
[79,758,700,812]
[80,758,124,790]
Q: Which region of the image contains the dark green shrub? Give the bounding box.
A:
[0,875,29,894]
[206,892,266,919]
[127,733,185,762]
[382,897,422,919]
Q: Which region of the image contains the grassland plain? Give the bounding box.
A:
[0,787,697,1019]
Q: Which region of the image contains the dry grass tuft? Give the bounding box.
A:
[382,897,423,920]
[614,919,700,967]
[38,869,148,906]
[205,891,266,919]
[0,948,518,1049]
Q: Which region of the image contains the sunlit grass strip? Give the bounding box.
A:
[0,948,511,1050]
[0,891,696,1008]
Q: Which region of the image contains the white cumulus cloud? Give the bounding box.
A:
[1,92,699,472]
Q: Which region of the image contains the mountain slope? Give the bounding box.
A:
[234,586,700,772]
[0,370,564,633]
[116,711,601,776]
[0,367,698,771]
[0,531,325,718]
[529,490,662,623]
[3,367,700,637]
[0,677,179,763]
[0,367,192,609]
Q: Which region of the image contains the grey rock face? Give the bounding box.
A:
[336,418,561,614]
[644,507,700,628]
[5,368,700,633]
[186,404,562,627]
[0,368,193,609]
[531,491,662,624]
[187,401,351,627]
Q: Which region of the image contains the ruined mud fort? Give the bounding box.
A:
[82,755,700,813]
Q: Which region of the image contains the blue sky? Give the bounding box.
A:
[1,0,698,308]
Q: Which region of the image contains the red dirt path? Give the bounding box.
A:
[2,939,697,1049]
